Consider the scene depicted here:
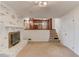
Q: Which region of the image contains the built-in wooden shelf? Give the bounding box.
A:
[24,18,52,30]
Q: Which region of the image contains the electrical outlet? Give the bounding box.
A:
[28,38,31,40]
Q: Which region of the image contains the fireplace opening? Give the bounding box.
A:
[8,31,20,48]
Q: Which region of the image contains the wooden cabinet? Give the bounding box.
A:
[24,18,52,30]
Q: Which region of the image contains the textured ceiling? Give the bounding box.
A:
[2,1,79,18]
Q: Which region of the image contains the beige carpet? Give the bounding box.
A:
[17,42,78,57]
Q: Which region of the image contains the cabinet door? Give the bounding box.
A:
[74,15,79,54]
[61,16,75,49]
[66,17,75,49]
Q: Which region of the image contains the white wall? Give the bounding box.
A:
[0,2,28,56]
[25,30,50,42]
[52,18,55,29]
[57,6,79,56]
[54,18,61,38]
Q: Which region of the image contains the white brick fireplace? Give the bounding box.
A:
[0,25,28,56]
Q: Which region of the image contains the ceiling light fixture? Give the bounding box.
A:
[39,1,48,7]
[35,1,48,7]
[43,2,47,6]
